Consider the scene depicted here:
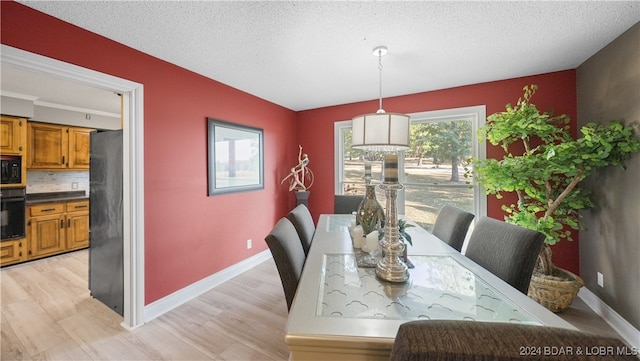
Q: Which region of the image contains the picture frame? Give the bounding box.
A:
[207,118,264,195]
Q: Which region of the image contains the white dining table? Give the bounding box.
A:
[285,214,576,361]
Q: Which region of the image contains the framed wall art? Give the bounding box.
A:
[207,118,264,195]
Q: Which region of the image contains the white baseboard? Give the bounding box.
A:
[143,250,272,322]
[578,287,640,349]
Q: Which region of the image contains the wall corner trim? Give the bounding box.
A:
[578,287,640,349]
[143,250,272,323]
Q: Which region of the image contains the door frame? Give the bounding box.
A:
[1,45,145,329]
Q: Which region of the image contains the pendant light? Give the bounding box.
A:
[351,46,410,152]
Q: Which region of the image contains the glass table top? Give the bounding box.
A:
[317,253,540,325]
[325,214,353,232]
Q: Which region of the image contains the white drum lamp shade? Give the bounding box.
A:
[352,111,410,151]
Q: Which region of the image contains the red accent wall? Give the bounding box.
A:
[1,1,580,294]
[297,72,579,274]
[1,1,299,304]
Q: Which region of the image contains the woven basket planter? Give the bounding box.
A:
[528,267,584,313]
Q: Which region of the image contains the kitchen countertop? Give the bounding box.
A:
[26,191,89,205]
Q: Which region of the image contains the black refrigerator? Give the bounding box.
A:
[89,129,124,316]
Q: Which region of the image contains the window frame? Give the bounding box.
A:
[334,105,487,219]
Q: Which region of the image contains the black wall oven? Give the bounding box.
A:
[1,187,26,241]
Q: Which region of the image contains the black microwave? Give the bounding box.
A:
[1,155,22,185]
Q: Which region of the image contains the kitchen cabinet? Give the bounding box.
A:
[67,127,92,169]
[65,200,90,250]
[27,199,90,261]
[28,203,66,258]
[1,115,27,155]
[27,122,94,170]
[0,238,27,266]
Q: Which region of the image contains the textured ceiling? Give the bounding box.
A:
[8,1,640,112]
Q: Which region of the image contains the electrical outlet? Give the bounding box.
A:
[71,182,79,189]
[247,239,252,249]
[597,272,604,287]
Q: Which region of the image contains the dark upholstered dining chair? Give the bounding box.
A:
[390,320,636,361]
[334,195,364,214]
[464,217,545,294]
[264,217,306,311]
[431,205,475,252]
[286,204,315,256]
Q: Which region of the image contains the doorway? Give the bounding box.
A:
[1,45,145,329]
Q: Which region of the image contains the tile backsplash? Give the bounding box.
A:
[27,170,90,194]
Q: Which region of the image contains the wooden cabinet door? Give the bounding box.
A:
[68,128,93,169]
[66,213,89,250]
[28,213,66,259]
[0,116,26,155]
[27,123,68,169]
[66,201,90,250]
[0,238,27,267]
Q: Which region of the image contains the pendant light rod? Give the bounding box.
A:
[373,46,388,113]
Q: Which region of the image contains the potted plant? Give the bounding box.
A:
[397,219,416,247]
[467,84,640,312]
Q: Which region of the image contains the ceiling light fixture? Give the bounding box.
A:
[351,46,410,152]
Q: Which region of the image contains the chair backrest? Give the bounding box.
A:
[334,195,364,214]
[264,217,307,311]
[464,217,545,294]
[390,320,635,361]
[431,205,475,252]
[286,204,315,256]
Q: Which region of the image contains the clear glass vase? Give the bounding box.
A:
[356,184,385,235]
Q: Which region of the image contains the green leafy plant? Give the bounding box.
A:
[398,219,416,246]
[466,84,640,275]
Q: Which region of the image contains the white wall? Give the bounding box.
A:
[1,95,121,130]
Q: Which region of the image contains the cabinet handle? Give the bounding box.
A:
[62,156,66,165]
[19,251,22,257]
[41,208,56,212]
[19,146,23,151]
[18,242,22,247]
[68,219,71,227]
[74,205,88,209]
[60,219,64,228]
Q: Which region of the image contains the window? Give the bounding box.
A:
[335,106,486,230]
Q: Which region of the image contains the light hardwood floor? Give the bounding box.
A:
[1,250,289,360]
[1,249,625,360]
